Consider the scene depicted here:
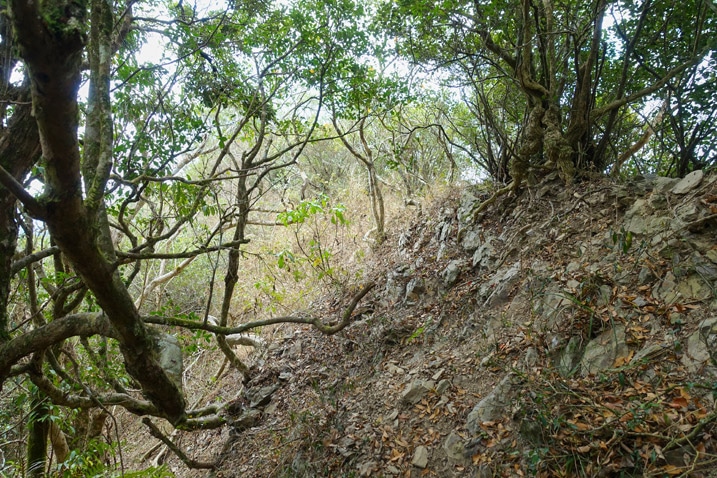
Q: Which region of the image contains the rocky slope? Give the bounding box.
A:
[151,170,717,477]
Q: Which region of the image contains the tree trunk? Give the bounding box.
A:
[216,174,250,376]
[8,0,186,424]
[49,422,70,464]
[0,99,40,343]
[27,388,50,477]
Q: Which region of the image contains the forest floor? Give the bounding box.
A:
[123,171,717,477]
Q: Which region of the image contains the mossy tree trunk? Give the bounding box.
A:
[27,387,50,477]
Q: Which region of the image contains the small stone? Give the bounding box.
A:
[246,384,280,408]
[401,380,433,405]
[638,267,656,285]
[412,445,429,468]
[441,261,462,286]
[669,313,686,325]
[357,461,376,476]
[524,347,538,368]
[443,432,467,463]
[580,325,629,376]
[466,374,516,433]
[230,409,260,432]
[461,229,482,251]
[436,379,450,394]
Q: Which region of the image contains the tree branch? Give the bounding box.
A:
[11,246,60,275]
[116,239,249,261]
[591,44,715,120]
[0,165,45,219]
[0,313,118,383]
[145,282,376,336]
[142,418,216,469]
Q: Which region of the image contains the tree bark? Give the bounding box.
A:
[0,99,40,343]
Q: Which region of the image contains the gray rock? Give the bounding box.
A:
[653,177,679,193]
[523,347,538,368]
[246,384,280,408]
[520,419,545,445]
[357,461,377,476]
[557,336,583,377]
[633,296,649,307]
[229,408,260,432]
[670,312,686,326]
[481,261,521,307]
[625,215,671,235]
[462,229,482,251]
[581,325,629,376]
[631,344,668,365]
[436,379,450,395]
[397,231,411,252]
[472,239,496,269]
[675,201,700,222]
[401,379,434,405]
[709,249,717,265]
[443,432,467,464]
[596,284,613,307]
[676,274,712,301]
[441,260,462,286]
[625,198,648,219]
[671,170,704,195]
[693,254,717,280]
[682,317,717,374]
[653,272,679,304]
[156,332,183,389]
[466,374,516,433]
[286,340,302,359]
[411,445,429,468]
[405,277,426,303]
[385,269,408,303]
[638,266,657,285]
[437,219,452,243]
[647,192,668,209]
[337,436,356,457]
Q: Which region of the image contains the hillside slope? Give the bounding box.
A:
[151,171,717,477]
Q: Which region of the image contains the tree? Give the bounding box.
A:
[0,0,376,472]
[382,0,717,185]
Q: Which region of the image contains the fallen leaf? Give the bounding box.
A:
[669,397,688,409]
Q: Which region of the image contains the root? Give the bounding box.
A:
[469,182,515,222]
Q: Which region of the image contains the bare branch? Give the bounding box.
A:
[116,239,249,261]
[142,418,217,469]
[145,282,376,336]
